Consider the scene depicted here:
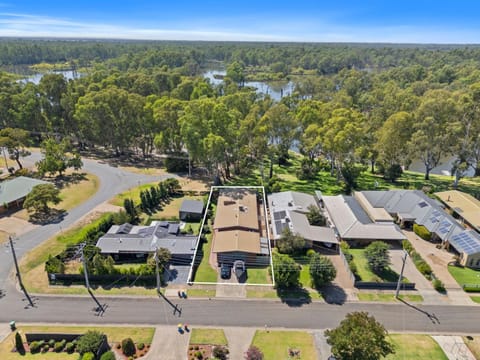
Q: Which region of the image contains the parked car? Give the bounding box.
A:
[233,260,245,279]
[220,263,231,279]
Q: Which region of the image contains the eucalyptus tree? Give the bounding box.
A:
[408,89,458,180]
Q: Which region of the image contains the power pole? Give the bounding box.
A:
[9,235,34,307]
[395,251,408,299]
[154,248,161,294]
[81,251,90,290]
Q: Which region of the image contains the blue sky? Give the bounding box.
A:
[0,1,479,43]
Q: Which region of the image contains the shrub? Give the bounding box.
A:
[54,340,66,352]
[364,241,391,273]
[348,260,358,276]
[15,332,25,354]
[245,345,264,360]
[82,352,95,360]
[137,342,145,350]
[48,339,56,348]
[100,350,116,360]
[413,224,432,241]
[66,342,75,353]
[122,337,136,357]
[309,253,337,287]
[42,344,50,353]
[213,346,229,360]
[402,239,414,254]
[29,341,41,354]
[195,350,203,359]
[416,260,432,276]
[433,279,445,292]
[306,249,316,258]
[76,330,105,355]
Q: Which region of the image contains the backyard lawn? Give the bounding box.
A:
[226,152,480,198]
[448,265,480,289]
[251,330,318,360]
[385,334,447,360]
[349,248,403,282]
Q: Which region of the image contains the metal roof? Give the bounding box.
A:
[268,191,318,214]
[449,230,480,255]
[436,190,480,231]
[0,176,50,205]
[179,199,204,214]
[323,195,405,240]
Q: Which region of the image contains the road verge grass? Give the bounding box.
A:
[251,330,318,360]
[385,334,447,359]
[189,329,227,345]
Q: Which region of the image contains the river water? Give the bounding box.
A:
[203,69,294,102]
[19,70,81,85]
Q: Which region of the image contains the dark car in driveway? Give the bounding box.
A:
[220,263,231,279]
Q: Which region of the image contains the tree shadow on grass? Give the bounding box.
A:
[277,287,312,307]
[28,208,67,225]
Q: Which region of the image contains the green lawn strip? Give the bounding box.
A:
[349,249,404,282]
[189,329,227,346]
[470,296,480,303]
[357,293,423,302]
[193,233,217,282]
[246,267,271,284]
[464,336,480,359]
[110,182,158,206]
[448,265,480,290]
[246,289,279,298]
[187,288,216,297]
[251,330,318,360]
[385,334,448,360]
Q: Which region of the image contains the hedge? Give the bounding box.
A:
[413,224,432,241]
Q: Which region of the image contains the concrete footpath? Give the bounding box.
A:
[433,335,477,360]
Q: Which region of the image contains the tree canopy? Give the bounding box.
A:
[325,311,395,360]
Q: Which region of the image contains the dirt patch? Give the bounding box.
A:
[0,216,38,237]
[179,176,210,192]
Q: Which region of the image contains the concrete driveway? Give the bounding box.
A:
[403,230,474,305]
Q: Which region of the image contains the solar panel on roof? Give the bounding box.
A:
[275,220,287,235]
[418,202,428,208]
[274,211,286,220]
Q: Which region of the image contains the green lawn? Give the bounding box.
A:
[299,264,311,288]
[227,152,480,198]
[251,330,318,360]
[448,265,480,290]
[110,182,159,206]
[247,266,272,284]
[0,325,155,360]
[349,249,403,282]
[357,293,423,302]
[247,289,279,298]
[187,288,216,298]
[385,334,447,360]
[464,336,480,359]
[193,233,217,282]
[471,296,480,303]
[189,329,227,346]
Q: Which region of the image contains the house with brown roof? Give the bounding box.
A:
[211,188,269,266]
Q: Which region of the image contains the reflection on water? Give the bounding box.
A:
[409,156,475,177]
[203,69,294,101]
[19,70,81,85]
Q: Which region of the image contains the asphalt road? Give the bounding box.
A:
[1,291,479,334]
[1,152,166,293]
